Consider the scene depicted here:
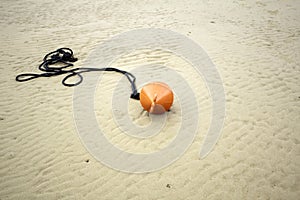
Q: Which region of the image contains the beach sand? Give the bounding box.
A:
[0,0,299,199]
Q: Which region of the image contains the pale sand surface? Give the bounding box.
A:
[1,0,299,199]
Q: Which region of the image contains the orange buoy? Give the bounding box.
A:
[140,82,174,114]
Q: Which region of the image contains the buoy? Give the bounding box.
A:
[140,82,174,114]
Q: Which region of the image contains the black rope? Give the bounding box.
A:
[16,48,140,100]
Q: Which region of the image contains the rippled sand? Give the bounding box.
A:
[1,0,299,199]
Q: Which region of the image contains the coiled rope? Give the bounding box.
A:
[15,48,140,100]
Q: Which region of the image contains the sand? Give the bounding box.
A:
[0,0,299,199]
